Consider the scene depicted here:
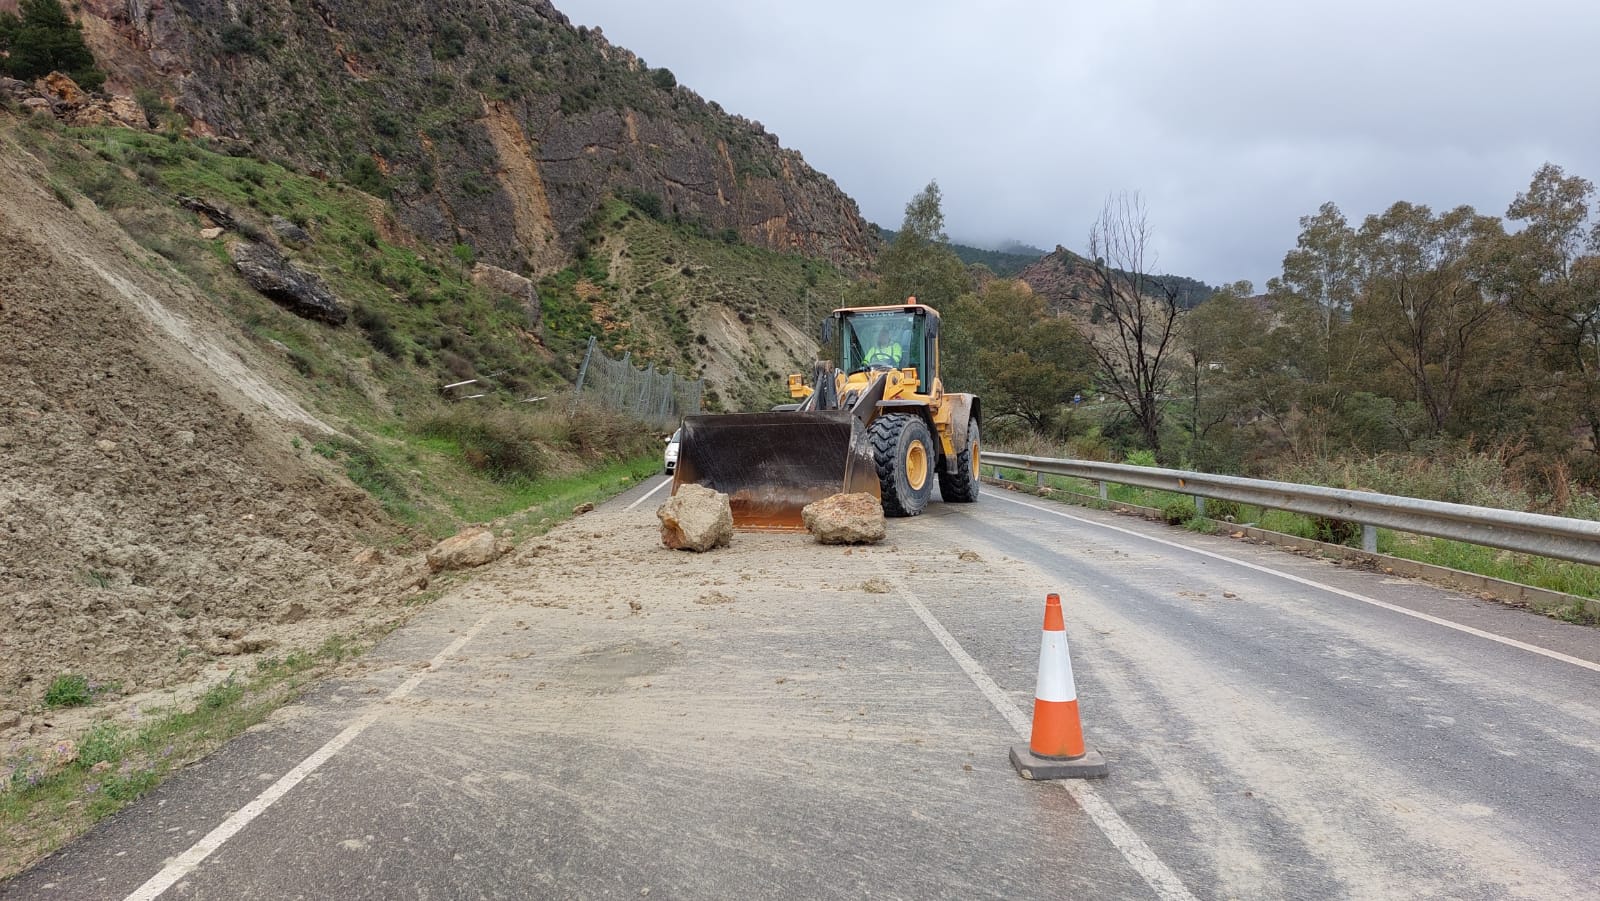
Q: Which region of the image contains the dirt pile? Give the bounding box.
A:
[0,137,418,714]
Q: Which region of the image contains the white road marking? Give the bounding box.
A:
[897,585,1198,901]
[988,491,1600,676]
[624,476,672,512]
[124,614,495,901]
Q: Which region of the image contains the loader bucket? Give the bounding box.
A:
[671,411,882,531]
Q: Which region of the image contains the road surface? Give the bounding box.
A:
[6,478,1599,899]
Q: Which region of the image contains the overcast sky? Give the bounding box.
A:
[556,0,1600,288]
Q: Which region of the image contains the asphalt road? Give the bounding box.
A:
[6,478,1599,899]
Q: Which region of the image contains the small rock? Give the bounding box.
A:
[22,97,51,114]
[45,739,78,767]
[176,430,196,445]
[572,502,595,515]
[694,591,735,605]
[657,485,733,552]
[957,550,982,563]
[269,215,312,244]
[90,760,112,774]
[628,599,642,614]
[427,527,500,571]
[236,635,276,654]
[199,227,225,240]
[0,710,20,730]
[277,602,309,624]
[801,493,885,545]
[351,547,383,567]
[860,578,891,594]
[1223,591,1238,599]
[95,439,117,453]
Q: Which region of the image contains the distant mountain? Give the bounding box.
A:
[1017,246,1216,316]
[874,228,1041,277]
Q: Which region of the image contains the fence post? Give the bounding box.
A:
[1362,524,1378,553]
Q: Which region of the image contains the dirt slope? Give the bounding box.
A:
[0,138,418,715]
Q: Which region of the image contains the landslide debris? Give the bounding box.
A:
[657,485,733,552]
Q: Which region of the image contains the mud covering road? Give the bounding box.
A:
[5,480,1599,899]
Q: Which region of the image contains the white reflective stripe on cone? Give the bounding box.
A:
[1035,630,1078,703]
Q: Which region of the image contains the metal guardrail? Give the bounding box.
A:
[983,452,1600,567]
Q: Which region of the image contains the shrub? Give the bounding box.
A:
[352,305,402,358]
[419,407,547,482]
[1160,498,1196,525]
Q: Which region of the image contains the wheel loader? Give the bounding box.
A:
[671,299,981,530]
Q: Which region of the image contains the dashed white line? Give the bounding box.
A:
[896,583,1198,901]
[124,614,495,901]
[987,490,1600,675]
[624,476,672,512]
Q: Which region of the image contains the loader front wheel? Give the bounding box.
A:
[870,413,934,517]
[938,419,980,503]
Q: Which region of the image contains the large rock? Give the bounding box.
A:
[657,484,732,552]
[39,72,86,107]
[426,527,500,572]
[229,241,347,325]
[801,493,886,545]
[471,262,542,331]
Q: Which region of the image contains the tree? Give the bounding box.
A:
[1084,192,1184,452]
[1353,202,1502,433]
[1279,202,1359,383]
[1487,163,1600,458]
[0,0,105,90]
[944,280,1093,434]
[851,181,969,311]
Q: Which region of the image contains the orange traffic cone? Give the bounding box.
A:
[1011,593,1108,779]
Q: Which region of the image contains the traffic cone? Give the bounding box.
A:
[1011,593,1108,779]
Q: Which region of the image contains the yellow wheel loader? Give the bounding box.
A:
[672,300,981,530]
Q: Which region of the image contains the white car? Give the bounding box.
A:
[664,428,681,474]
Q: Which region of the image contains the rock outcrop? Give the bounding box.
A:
[657,485,733,552]
[228,241,347,325]
[801,493,886,545]
[52,0,878,272]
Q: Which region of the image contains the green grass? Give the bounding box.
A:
[42,675,91,709]
[1,638,358,875]
[991,465,1600,603]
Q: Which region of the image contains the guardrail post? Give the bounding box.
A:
[1362,524,1377,553]
[1036,471,1045,488]
[1194,496,1206,518]
[1098,481,1108,501]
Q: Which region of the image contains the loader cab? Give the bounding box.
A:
[828,304,940,395]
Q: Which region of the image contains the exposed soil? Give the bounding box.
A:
[0,136,424,728]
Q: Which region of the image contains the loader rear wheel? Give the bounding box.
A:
[938,420,980,503]
[870,413,934,517]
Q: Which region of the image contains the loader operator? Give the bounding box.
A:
[861,320,907,369]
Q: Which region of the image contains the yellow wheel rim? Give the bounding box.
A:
[906,440,929,490]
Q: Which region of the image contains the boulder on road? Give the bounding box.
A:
[802,493,886,545]
[427,527,500,572]
[657,484,732,552]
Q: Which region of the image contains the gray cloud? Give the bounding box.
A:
[557,0,1600,288]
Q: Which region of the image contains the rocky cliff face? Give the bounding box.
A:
[37,0,875,274]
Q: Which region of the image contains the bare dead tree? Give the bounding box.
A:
[1085,192,1184,452]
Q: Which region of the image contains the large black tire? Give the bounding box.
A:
[938,419,980,503]
[869,413,935,517]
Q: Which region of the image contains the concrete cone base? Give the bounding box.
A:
[1010,745,1109,780]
